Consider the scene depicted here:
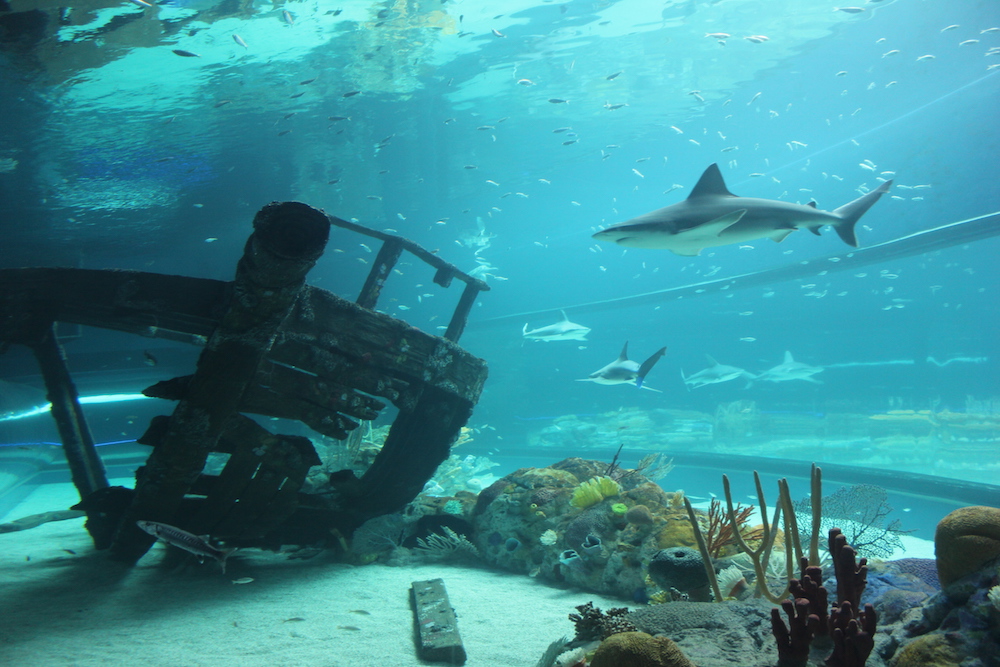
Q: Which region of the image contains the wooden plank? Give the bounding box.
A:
[357,238,403,309]
[411,578,467,665]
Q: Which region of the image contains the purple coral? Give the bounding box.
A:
[826,601,877,667]
[772,558,827,667]
[772,598,821,667]
[771,530,878,667]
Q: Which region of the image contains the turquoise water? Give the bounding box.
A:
[2,0,999,530]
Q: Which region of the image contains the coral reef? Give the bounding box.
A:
[568,601,637,641]
[469,457,691,599]
[934,504,1000,588]
[590,631,695,667]
[571,476,622,509]
[647,548,710,601]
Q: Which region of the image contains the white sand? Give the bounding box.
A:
[0,482,624,667]
[0,482,937,666]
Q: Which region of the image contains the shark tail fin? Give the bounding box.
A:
[635,347,667,388]
[831,180,892,247]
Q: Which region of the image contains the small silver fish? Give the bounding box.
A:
[233,34,248,49]
[172,49,201,58]
[136,520,235,573]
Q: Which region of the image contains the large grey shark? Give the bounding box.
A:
[756,351,824,383]
[682,355,756,389]
[523,310,591,342]
[592,163,892,256]
[578,342,666,390]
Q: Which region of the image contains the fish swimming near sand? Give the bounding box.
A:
[756,351,824,383]
[522,310,591,342]
[137,520,236,573]
[592,163,892,256]
[578,342,666,390]
[682,355,756,389]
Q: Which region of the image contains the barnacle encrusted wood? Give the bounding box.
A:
[411,578,467,664]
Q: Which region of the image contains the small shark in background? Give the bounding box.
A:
[578,342,666,390]
[682,355,756,389]
[756,351,824,383]
[523,310,591,342]
[592,163,892,256]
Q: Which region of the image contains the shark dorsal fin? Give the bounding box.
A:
[688,163,735,199]
[807,200,818,208]
[560,309,569,321]
[618,342,629,361]
[783,351,794,364]
[705,354,719,366]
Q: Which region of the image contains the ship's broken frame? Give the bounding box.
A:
[0,201,489,565]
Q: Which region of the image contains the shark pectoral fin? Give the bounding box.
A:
[637,346,667,384]
[670,247,702,256]
[708,209,748,236]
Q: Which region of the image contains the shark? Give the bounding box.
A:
[682,355,756,389]
[136,520,236,573]
[523,310,591,342]
[578,342,666,390]
[756,351,824,383]
[592,163,893,256]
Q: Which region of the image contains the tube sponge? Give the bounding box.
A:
[571,475,622,509]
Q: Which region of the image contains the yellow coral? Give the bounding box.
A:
[570,476,622,509]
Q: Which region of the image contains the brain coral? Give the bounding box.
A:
[934,505,1000,588]
[590,631,695,667]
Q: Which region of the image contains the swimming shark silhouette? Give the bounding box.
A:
[756,351,824,383]
[682,355,756,389]
[522,310,591,342]
[592,163,892,256]
[578,342,666,390]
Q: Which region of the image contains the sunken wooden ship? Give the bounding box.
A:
[0,201,489,565]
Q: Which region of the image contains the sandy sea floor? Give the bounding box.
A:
[0,480,936,666]
[0,481,626,667]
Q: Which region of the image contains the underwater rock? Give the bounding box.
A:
[626,504,655,526]
[590,631,695,667]
[647,547,709,595]
[889,633,963,667]
[886,558,1000,667]
[934,505,1000,588]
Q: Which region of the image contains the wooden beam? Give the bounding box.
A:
[411,578,467,664]
[109,202,330,565]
